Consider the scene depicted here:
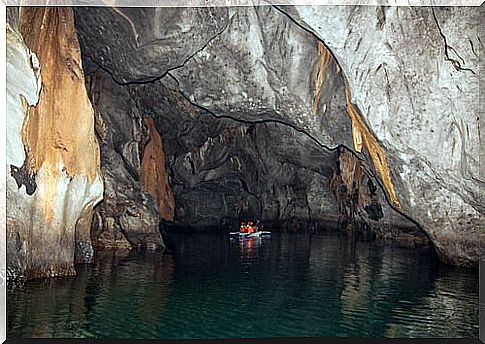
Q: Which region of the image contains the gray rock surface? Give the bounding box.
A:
[171,6,354,148]
[133,78,345,233]
[6,20,41,280]
[27,4,477,267]
[7,2,478,287]
[76,5,428,245]
[142,78,418,238]
[284,5,482,266]
[74,7,230,83]
[86,72,165,250]
[82,69,423,245]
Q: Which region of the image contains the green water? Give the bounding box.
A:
[7,233,479,339]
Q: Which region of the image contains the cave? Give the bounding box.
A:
[5,4,481,340]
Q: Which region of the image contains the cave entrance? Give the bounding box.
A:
[71,6,430,252]
[82,59,429,253]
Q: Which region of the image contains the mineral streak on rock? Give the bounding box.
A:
[330,148,383,221]
[311,41,332,115]
[19,7,102,224]
[19,7,100,186]
[5,8,103,280]
[310,39,400,211]
[344,87,401,210]
[287,5,482,267]
[140,117,175,221]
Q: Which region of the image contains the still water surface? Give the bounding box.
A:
[7,233,479,338]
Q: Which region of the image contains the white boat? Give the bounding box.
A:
[229,231,271,238]
[248,231,271,237]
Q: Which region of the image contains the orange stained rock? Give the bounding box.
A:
[140,117,175,221]
[344,87,401,209]
[311,39,400,209]
[19,7,101,222]
[311,41,332,115]
[339,150,363,196]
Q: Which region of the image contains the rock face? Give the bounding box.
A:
[140,117,175,221]
[6,4,475,271]
[76,6,424,245]
[160,5,415,235]
[134,78,344,233]
[13,6,478,278]
[170,6,352,147]
[6,8,103,280]
[74,6,230,83]
[284,5,482,266]
[132,78,420,240]
[86,71,166,251]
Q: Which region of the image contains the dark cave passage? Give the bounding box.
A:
[74,6,429,253]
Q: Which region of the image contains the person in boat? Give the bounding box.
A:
[240,220,247,233]
[247,221,253,234]
[239,220,256,234]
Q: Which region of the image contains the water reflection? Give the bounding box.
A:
[7,233,479,339]
[8,250,174,338]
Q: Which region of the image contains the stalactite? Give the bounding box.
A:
[5,7,103,279]
[330,148,364,216]
[310,39,400,210]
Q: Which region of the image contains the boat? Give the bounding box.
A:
[229,220,271,239]
[247,231,271,238]
[229,231,271,238]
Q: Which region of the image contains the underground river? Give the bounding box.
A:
[7,232,479,339]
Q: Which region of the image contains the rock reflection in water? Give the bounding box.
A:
[7,233,479,339]
[8,250,174,338]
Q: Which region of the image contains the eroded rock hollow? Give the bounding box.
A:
[6,5,482,280]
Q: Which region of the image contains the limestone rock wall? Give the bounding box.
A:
[7,4,476,272]
[140,117,175,221]
[6,8,103,280]
[74,6,230,83]
[86,71,165,251]
[133,79,345,233]
[286,5,482,266]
